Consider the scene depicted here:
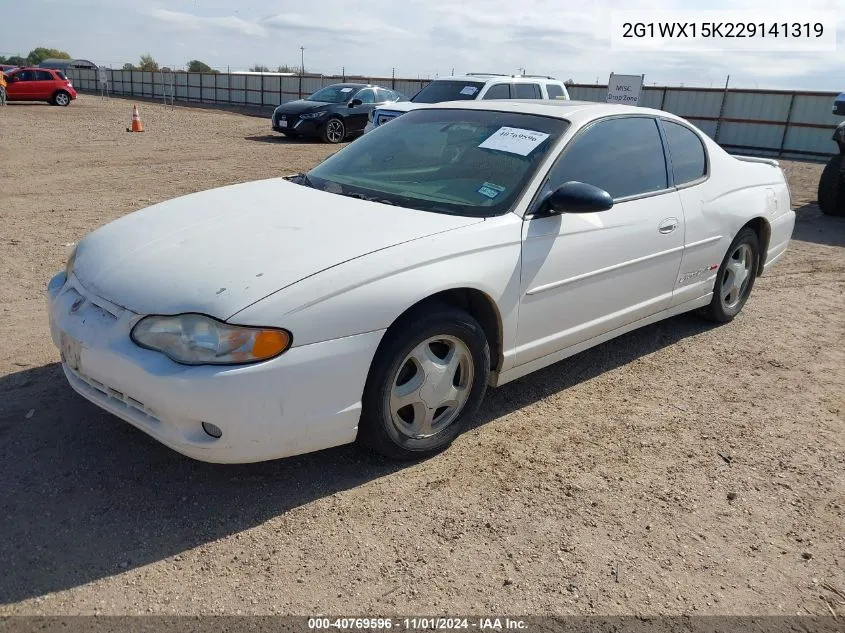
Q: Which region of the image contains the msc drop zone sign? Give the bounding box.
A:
[606,73,644,105]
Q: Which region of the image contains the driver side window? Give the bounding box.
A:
[547,117,668,200]
[355,88,376,104]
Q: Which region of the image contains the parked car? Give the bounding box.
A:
[4,67,77,105]
[364,73,570,133]
[48,100,795,464]
[817,91,845,216]
[271,83,406,143]
[0,64,18,74]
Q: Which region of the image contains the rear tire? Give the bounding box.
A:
[357,304,490,461]
[700,227,760,323]
[53,91,71,107]
[818,153,845,217]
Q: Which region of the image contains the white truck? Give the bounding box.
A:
[364,73,570,133]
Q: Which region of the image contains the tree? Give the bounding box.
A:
[138,54,159,72]
[276,64,300,73]
[250,64,270,72]
[26,47,71,65]
[6,55,27,67]
[187,60,216,73]
[122,62,137,71]
[564,78,575,86]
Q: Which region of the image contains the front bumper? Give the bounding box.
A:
[47,272,384,463]
[272,113,323,137]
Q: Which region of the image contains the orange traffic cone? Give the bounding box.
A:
[127,104,144,132]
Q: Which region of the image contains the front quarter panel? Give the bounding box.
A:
[231,214,524,369]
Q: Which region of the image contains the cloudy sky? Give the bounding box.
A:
[2,0,843,89]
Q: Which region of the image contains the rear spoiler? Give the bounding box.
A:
[731,154,780,168]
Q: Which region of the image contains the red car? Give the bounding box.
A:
[4,67,77,106]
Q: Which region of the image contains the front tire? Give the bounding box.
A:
[322,117,346,144]
[818,153,845,217]
[357,305,490,460]
[700,227,760,323]
[53,91,71,106]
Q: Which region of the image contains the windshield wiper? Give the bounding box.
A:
[339,191,395,206]
[286,172,315,188]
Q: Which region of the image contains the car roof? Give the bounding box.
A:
[411,99,688,126]
[436,75,565,85]
[324,82,371,89]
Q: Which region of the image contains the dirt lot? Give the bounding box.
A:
[0,96,843,616]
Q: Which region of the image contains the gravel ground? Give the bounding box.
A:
[0,96,843,616]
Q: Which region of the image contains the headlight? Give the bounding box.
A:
[300,111,327,120]
[65,245,78,279]
[130,314,292,365]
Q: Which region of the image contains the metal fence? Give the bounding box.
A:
[67,68,840,160]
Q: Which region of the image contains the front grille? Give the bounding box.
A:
[67,363,161,425]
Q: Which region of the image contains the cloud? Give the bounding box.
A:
[149,8,267,38]
[259,12,410,40]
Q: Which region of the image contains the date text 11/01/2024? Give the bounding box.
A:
[307,618,529,630]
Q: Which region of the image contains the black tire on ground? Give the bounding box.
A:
[321,117,346,144]
[357,304,490,461]
[699,227,760,323]
[817,153,845,217]
[52,90,71,106]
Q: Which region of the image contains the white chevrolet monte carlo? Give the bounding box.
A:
[48,100,795,463]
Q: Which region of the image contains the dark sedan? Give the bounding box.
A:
[272,83,406,143]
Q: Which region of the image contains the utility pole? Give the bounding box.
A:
[299,46,305,99]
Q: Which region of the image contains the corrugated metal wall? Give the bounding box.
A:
[568,84,838,159]
[68,69,839,160]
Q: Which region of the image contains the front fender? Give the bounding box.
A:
[231,214,524,368]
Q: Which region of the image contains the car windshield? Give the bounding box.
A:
[306,86,359,103]
[412,81,486,103]
[306,108,568,217]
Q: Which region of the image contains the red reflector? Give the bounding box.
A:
[709,264,719,270]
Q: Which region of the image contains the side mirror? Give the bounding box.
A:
[348,98,363,107]
[544,181,613,214]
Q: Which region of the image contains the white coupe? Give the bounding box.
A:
[47,100,795,463]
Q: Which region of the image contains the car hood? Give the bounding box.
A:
[377,102,418,114]
[73,178,481,320]
[274,100,335,115]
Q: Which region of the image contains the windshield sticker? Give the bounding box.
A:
[460,86,478,96]
[478,182,506,199]
[340,87,353,92]
[478,127,550,156]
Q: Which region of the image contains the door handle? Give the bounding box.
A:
[658,218,679,234]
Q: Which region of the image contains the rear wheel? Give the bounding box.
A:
[322,117,346,144]
[357,305,490,460]
[818,153,845,216]
[700,227,760,323]
[53,91,71,106]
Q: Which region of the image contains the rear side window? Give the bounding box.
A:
[513,83,541,99]
[482,83,511,99]
[35,71,54,81]
[546,84,565,99]
[548,117,668,199]
[662,120,707,185]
